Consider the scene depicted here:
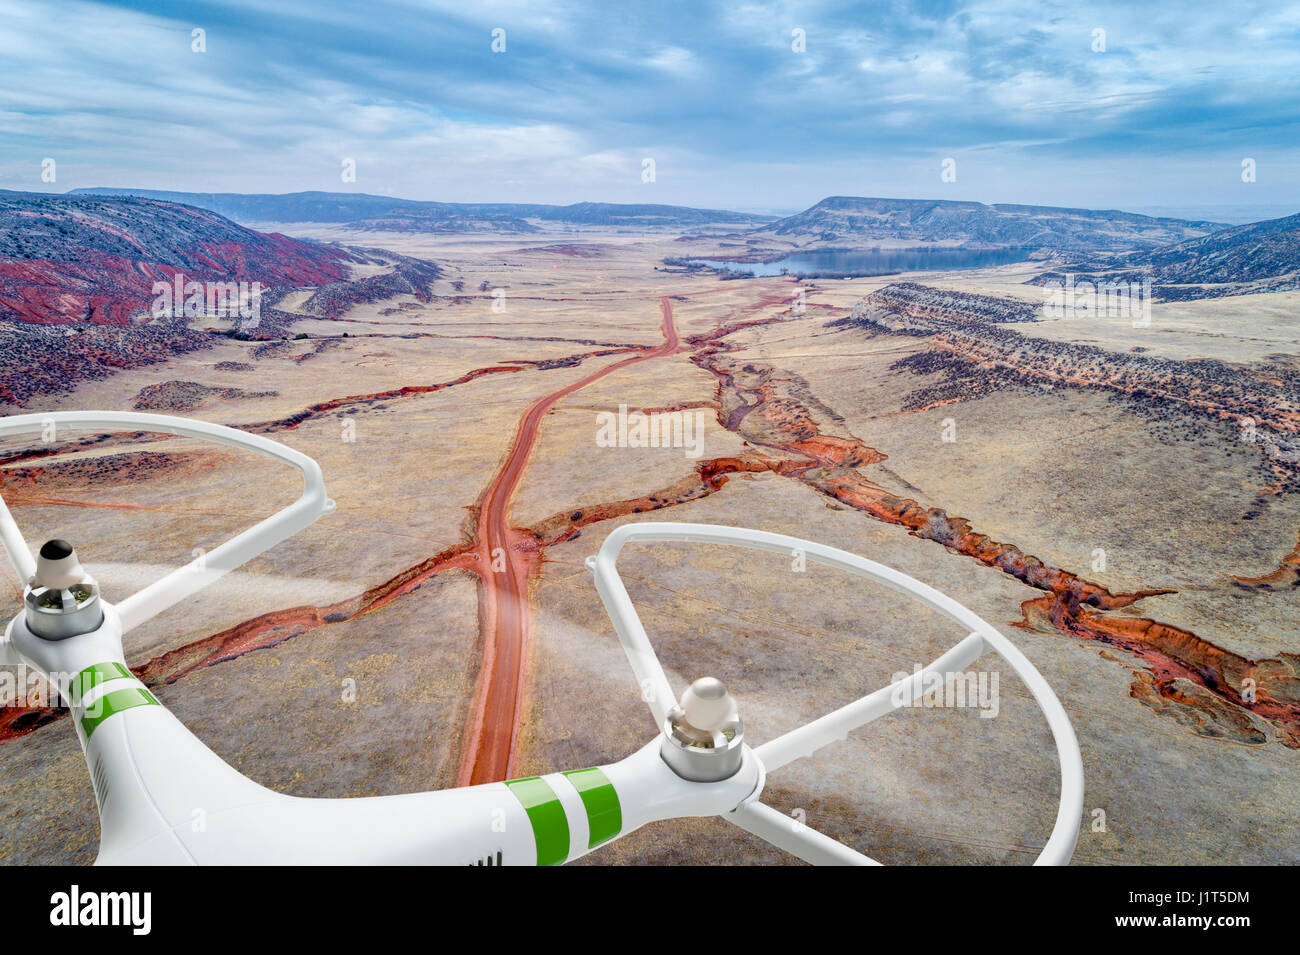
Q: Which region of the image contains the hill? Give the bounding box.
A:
[0,192,415,406]
[1029,210,1300,300]
[0,191,356,326]
[753,196,1224,251]
[1137,212,1300,287]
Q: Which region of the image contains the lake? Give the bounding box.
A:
[689,247,1034,277]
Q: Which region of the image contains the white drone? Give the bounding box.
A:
[0,411,1083,865]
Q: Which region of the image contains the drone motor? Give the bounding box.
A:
[23,538,103,641]
[661,676,745,782]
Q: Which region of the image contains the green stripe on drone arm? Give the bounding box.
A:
[69,661,134,705]
[505,777,571,866]
[80,686,160,738]
[562,768,622,848]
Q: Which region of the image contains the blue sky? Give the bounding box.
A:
[2,0,1299,217]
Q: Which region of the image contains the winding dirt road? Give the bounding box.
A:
[456,297,681,785]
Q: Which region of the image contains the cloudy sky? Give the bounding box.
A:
[2,0,1299,217]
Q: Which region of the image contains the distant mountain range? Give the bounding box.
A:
[751,196,1226,251]
[70,189,1240,255]
[71,189,775,229]
[351,209,540,234]
[2,188,1297,407]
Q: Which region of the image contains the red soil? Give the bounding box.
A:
[455,297,682,785]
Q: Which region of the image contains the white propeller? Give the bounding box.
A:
[587,522,1085,866]
[0,411,1083,865]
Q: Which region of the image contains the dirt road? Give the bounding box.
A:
[456,297,681,785]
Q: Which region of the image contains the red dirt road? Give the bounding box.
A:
[456,297,681,785]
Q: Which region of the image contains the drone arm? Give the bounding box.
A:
[96,738,767,865]
[756,631,986,772]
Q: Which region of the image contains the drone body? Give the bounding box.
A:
[5,595,761,865]
[0,412,1083,865]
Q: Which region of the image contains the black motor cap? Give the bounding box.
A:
[39,539,74,560]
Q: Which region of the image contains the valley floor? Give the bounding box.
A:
[1,227,1297,865]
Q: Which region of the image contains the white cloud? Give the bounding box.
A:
[0,0,1296,211]
[645,45,701,76]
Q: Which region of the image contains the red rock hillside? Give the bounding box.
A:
[0,192,381,407]
[0,191,356,326]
